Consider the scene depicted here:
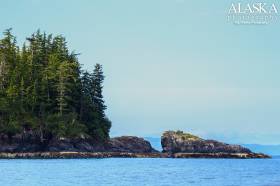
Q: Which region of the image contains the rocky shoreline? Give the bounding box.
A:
[0,151,270,159]
[0,130,272,159]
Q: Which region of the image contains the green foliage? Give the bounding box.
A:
[175,130,200,140]
[79,64,111,141]
[46,113,86,138]
[0,117,21,138]
[0,29,111,142]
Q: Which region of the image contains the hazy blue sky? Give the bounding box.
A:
[1,0,280,144]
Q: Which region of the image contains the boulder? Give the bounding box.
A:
[161,131,252,153]
[107,136,158,153]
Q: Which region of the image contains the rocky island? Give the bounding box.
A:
[161,131,270,159]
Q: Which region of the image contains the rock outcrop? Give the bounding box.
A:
[46,138,106,152]
[0,135,157,154]
[161,130,270,158]
[0,130,271,159]
[0,135,42,153]
[107,136,158,153]
[46,136,157,153]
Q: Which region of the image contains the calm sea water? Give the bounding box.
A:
[0,157,280,186]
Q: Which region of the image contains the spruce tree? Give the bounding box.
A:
[0,29,111,143]
[90,64,111,141]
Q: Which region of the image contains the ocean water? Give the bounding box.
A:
[0,157,280,186]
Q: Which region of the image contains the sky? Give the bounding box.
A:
[0,0,280,144]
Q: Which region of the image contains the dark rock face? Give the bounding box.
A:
[47,138,106,152]
[161,131,252,154]
[0,135,156,153]
[46,136,157,153]
[107,136,158,153]
[0,135,42,153]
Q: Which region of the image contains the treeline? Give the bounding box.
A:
[0,29,111,142]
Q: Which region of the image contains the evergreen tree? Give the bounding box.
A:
[90,64,111,141]
[0,29,111,143]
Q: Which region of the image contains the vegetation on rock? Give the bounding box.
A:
[162,130,252,154]
[164,130,201,141]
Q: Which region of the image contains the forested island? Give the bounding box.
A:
[0,29,111,144]
[0,30,270,159]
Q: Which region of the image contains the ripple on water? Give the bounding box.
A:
[0,158,279,186]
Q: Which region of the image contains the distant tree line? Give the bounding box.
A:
[0,29,111,142]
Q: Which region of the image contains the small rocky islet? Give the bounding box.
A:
[0,130,270,159]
